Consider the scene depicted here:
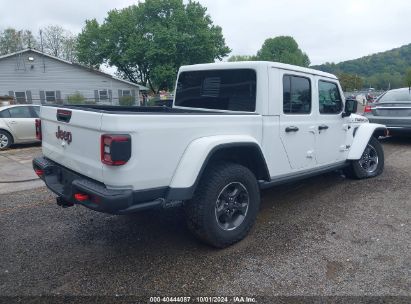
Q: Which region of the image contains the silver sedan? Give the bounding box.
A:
[0,105,40,150]
[364,87,411,135]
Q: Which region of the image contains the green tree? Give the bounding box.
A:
[256,36,310,67]
[75,20,101,69]
[338,73,363,91]
[0,28,37,55]
[228,55,256,62]
[405,68,411,87]
[76,0,230,92]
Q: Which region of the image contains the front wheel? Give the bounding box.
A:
[0,131,12,150]
[184,162,260,248]
[344,136,384,179]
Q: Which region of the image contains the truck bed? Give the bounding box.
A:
[46,104,250,115]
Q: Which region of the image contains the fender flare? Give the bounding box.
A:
[167,135,268,200]
[347,123,386,160]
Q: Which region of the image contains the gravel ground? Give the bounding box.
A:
[0,137,410,300]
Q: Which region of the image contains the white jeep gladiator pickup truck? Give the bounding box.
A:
[33,61,386,248]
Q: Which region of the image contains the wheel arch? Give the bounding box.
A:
[167,136,269,200]
[348,123,386,160]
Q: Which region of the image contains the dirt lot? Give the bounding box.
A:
[0,138,410,300]
[0,144,42,194]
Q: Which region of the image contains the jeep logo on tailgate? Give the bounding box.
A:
[56,126,72,144]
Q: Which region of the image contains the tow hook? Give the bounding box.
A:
[56,197,74,208]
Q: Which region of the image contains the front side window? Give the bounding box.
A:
[45,91,56,103]
[8,106,32,118]
[175,69,256,112]
[14,92,26,104]
[283,75,311,114]
[99,90,108,100]
[0,110,11,118]
[318,81,343,114]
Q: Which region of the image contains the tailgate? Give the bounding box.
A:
[40,106,104,182]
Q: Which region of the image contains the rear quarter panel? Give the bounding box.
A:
[100,114,263,190]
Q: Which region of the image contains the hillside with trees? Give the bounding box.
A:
[312,44,411,90]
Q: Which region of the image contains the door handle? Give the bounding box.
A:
[285,126,299,133]
[318,125,329,131]
[9,121,17,124]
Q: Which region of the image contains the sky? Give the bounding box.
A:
[0,0,410,65]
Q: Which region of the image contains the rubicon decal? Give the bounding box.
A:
[56,126,72,144]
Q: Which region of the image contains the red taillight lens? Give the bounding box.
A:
[34,169,44,176]
[101,134,131,166]
[35,119,42,140]
[364,105,372,113]
[74,193,89,202]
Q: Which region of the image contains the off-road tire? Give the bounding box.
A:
[344,136,384,179]
[184,162,260,248]
[0,130,12,150]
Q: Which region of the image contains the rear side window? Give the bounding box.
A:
[318,80,343,114]
[8,106,32,118]
[379,90,411,102]
[283,75,311,114]
[175,69,256,112]
[0,110,11,118]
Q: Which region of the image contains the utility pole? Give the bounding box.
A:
[39,30,46,72]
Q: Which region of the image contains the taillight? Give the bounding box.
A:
[35,119,42,140]
[34,169,44,176]
[101,134,131,166]
[74,193,89,202]
[364,105,372,113]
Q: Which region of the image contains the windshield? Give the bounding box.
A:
[379,89,411,103]
[174,69,257,112]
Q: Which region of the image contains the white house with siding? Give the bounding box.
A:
[0,49,148,105]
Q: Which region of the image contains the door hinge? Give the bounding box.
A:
[342,124,351,131]
[306,150,315,158]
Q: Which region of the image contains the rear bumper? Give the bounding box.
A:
[366,116,411,132]
[385,127,411,135]
[33,156,168,214]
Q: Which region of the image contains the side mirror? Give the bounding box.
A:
[342,98,357,117]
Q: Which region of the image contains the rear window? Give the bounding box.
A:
[379,90,411,102]
[174,69,256,112]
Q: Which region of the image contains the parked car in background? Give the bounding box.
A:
[364,87,411,135]
[0,105,40,150]
[151,97,173,107]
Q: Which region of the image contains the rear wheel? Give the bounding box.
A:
[184,162,260,248]
[344,136,384,179]
[0,131,12,150]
